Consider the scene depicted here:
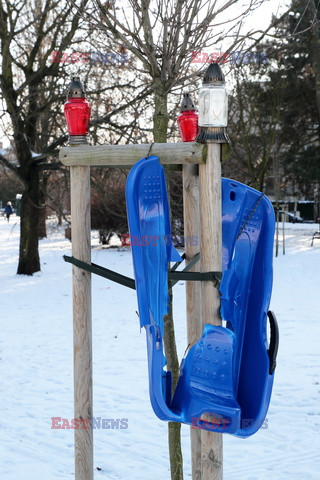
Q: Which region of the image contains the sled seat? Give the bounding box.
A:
[125,155,278,437]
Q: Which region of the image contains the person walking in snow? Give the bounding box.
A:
[4,201,13,222]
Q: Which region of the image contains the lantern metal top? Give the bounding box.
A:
[67,77,85,99]
[203,63,225,85]
[180,92,196,112]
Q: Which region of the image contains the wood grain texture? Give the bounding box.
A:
[199,143,223,480]
[183,164,202,480]
[59,142,206,166]
[70,166,93,480]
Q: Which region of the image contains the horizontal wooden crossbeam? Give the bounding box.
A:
[59,142,206,167]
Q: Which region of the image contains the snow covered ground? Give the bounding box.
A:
[0,216,319,479]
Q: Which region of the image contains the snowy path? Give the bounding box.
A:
[0,217,319,479]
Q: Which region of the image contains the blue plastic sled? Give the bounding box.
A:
[125,155,278,437]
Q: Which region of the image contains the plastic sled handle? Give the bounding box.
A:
[267,311,279,375]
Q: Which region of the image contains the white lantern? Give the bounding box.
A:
[196,62,229,144]
[198,84,228,127]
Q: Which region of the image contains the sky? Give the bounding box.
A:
[245,0,288,31]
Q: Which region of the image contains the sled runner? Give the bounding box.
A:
[125,155,278,437]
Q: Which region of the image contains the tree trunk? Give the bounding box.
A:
[17,165,41,275]
[306,0,320,125]
[153,83,184,480]
[153,87,169,143]
[38,174,47,239]
[38,206,47,239]
[164,286,184,480]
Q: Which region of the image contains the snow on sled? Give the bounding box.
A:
[125,155,278,437]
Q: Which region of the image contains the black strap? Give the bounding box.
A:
[169,252,221,286]
[63,255,136,290]
[267,310,279,374]
[169,270,222,287]
[63,253,221,289]
[237,193,264,239]
[170,253,187,272]
[169,252,200,286]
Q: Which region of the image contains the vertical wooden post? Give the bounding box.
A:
[199,143,223,480]
[70,166,93,480]
[275,208,279,257]
[183,164,202,480]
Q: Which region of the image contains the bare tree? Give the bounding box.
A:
[295,0,320,123]
[227,0,320,196]
[86,0,264,140]
[0,0,92,273]
[226,66,283,191]
[0,0,153,274]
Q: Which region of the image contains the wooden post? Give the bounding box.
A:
[182,164,202,480]
[282,204,286,255]
[199,143,223,480]
[70,166,93,480]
